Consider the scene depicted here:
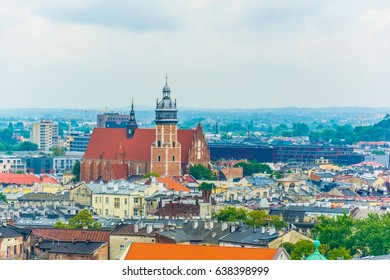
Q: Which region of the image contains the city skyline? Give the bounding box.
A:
[1,1,389,109]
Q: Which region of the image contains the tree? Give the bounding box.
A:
[71,161,81,182]
[144,172,160,179]
[326,247,352,260]
[314,212,354,250]
[234,162,272,176]
[352,213,390,257]
[52,146,66,156]
[270,215,287,230]
[198,182,216,191]
[53,220,69,229]
[190,164,215,180]
[212,206,248,222]
[271,171,282,179]
[289,240,315,260]
[0,192,7,203]
[245,210,268,229]
[12,141,38,151]
[67,209,101,229]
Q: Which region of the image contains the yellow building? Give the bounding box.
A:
[88,182,155,219]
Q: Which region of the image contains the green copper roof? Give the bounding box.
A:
[306,238,327,260]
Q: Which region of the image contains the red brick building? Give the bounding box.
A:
[81,78,210,182]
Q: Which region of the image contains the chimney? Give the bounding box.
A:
[134,224,139,233]
[191,220,198,229]
[202,189,211,203]
[269,227,276,235]
[146,224,153,234]
[230,225,236,233]
[221,222,228,231]
[261,226,265,234]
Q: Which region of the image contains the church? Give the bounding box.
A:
[80,78,210,182]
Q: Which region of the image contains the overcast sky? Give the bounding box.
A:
[0,0,389,110]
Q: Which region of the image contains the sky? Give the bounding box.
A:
[0,0,389,110]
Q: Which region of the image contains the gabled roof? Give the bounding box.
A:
[31,228,111,242]
[157,177,190,192]
[125,242,282,260]
[0,225,23,238]
[84,128,197,162]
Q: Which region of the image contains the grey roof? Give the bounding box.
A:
[220,225,279,246]
[87,182,148,195]
[0,225,23,238]
[18,192,66,201]
[158,220,231,244]
[37,240,106,255]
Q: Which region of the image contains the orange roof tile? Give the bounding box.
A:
[0,173,58,185]
[157,177,190,192]
[125,243,280,260]
[84,128,196,163]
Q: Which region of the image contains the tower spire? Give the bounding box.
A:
[127,99,138,138]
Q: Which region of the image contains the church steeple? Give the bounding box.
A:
[155,75,178,125]
[127,99,138,138]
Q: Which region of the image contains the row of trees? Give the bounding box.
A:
[283,212,390,259]
[269,115,390,144]
[212,207,287,230]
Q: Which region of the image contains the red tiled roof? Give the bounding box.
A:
[157,177,190,192]
[125,243,280,260]
[31,228,111,242]
[84,128,196,163]
[0,173,58,185]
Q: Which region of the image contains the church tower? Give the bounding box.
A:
[126,100,138,138]
[151,76,181,176]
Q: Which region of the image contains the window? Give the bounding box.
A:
[7,246,10,259]
[105,197,109,204]
[157,140,161,147]
[105,209,109,216]
[20,244,23,254]
[114,198,120,209]
[172,141,175,147]
[172,155,175,162]
[124,210,127,217]
[124,198,128,205]
[158,155,161,162]
[120,244,125,251]
[134,197,138,204]
[95,197,98,204]
[14,245,17,255]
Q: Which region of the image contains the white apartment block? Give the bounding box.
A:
[31,120,59,152]
[0,156,26,173]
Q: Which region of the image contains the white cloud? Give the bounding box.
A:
[0,0,389,109]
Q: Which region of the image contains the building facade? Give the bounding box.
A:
[67,133,91,152]
[97,112,130,128]
[81,79,210,182]
[31,120,59,151]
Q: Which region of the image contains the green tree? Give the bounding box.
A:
[67,209,101,229]
[71,161,81,182]
[212,206,248,222]
[289,240,315,260]
[198,182,216,191]
[270,215,287,230]
[314,213,354,250]
[326,247,352,260]
[0,141,7,151]
[292,123,310,136]
[352,213,390,257]
[271,171,282,179]
[52,146,66,156]
[53,220,70,229]
[245,210,268,229]
[12,141,38,151]
[190,164,215,180]
[0,192,7,203]
[234,162,272,176]
[144,172,160,179]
